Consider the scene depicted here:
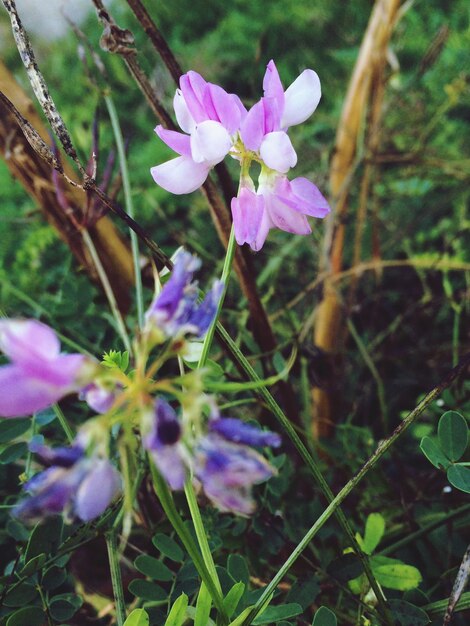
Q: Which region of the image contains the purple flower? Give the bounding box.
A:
[145,250,223,340]
[143,398,188,489]
[151,70,245,194]
[209,418,281,448]
[0,320,97,418]
[194,435,277,516]
[231,174,330,251]
[80,382,122,414]
[13,441,121,523]
[240,59,322,173]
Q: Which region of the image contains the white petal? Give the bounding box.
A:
[260,131,297,174]
[151,156,210,194]
[190,120,232,166]
[173,89,196,133]
[281,69,321,128]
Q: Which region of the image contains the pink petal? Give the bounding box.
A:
[266,194,312,235]
[151,156,210,194]
[289,177,331,217]
[0,319,60,363]
[240,100,265,151]
[263,60,285,117]
[231,188,266,248]
[260,131,297,173]
[179,71,208,123]
[22,354,90,388]
[281,69,321,128]
[0,364,63,418]
[203,84,242,134]
[155,126,192,157]
[173,90,195,134]
[190,121,232,166]
[252,205,273,251]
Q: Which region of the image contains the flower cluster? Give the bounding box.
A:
[3,251,280,521]
[151,60,330,250]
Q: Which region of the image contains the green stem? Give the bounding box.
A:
[52,404,74,444]
[149,462,228,623]
[104,93,144,329]
[184,479,222,595]
[198,225,236,369]
[241,352,470,625]
[105,531,127,626]
[347,319,388,431]
[215,324,392,625]
[380,503,470,556]
[82,228,132,354]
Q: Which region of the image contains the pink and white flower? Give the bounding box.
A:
[151,70,245,194]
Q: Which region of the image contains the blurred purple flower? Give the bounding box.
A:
[0,320,97,418]
[151,70,245,194]
[80,382,122,414]
[143,398,188,489]
[145,250,223,340]
[209,417,281,448]
[194,434,277,516]
[13,441,121,523]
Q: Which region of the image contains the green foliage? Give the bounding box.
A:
[420,411,470,492]
[123,609,150,626]
[102,349,130,372]
[312,606,337,626]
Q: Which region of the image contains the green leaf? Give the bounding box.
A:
[420,436,451,470]
[228,607,253,626]
[389,599,430,625]
[123,609,150,626]
[312,606,337,626]
[19,553,46,576]
[227,554,250,585]
[438,411,468,462]
[363,513,385,555]
[223,582,245,618]
[6,607,45,626]
[326,553,363,583]
[128,579,167,602]
[285,577,320,610]
[372,556,422,591]
[25,517,62,560]
[42,566,67,591]
[135,555,174,581]
[0,419,30,444]
[195,582,212,626]
[447,464,470,493]
[3,583,38,607]
[48,594,83,622]
[0,442,28,464]
[252,603,303,625]
[164,593,188,626]
[152,533,184,562]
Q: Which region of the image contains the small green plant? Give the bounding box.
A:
[420,411,470,492]
[346,513,422,596]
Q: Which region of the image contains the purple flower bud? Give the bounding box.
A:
[143,399,187,490]
[0,319,97,418]
[145,251,222,341]
[209,418,281,448]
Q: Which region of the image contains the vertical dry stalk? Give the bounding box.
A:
[0,60,134,313]
[312,0,401,439]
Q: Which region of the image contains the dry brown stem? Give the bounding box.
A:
[312,0,401,439]
[0,60,134,312]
